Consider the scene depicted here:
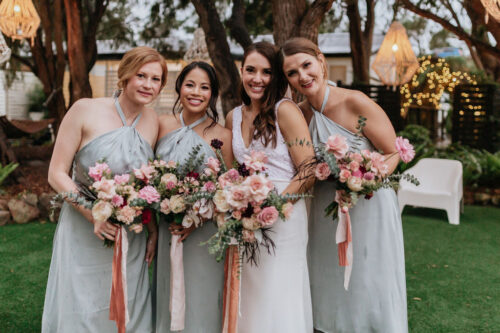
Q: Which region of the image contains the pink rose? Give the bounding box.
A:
[243,175,271,202]
[206,157,221,172]
[352,170,363,178]
[93,178,116,200]
[202,181,216,192]
[363,172,375,181]
[395,136,415,163]
[225,185,249,210]
[325,135,348,159]
[370,152,389,177]
[232,210,242,220]
[204,168,216,177]
[348,161,360,172]
[315,162,331,180]
[116,205,137,224]
[114,174,130,185]
[167,160,177,168]
[138,185,161,204]
[134,164,156,183]
[351,152,363,163]
[244,151,268,173]
[361,150,371,159]
[282,202,294,219]
[258,206,279,226]
[111,195,124,207]
[218,169,240,188]
[339,169,351,183]
[88,162,111,182]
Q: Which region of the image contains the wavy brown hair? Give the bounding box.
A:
[240,42,288,148]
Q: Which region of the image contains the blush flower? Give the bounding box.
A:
[111,195,124,207]
[315,162,331,180]
[138,186,161,204]
[325,135,348,159]
[160,198,171,215]
[116,205,136,224]
[257,206,279,226]
[206,157,221,173]
[395,136,415,163]
[244,151,268,173]
[134,164,156,183]
[282,202,294,219]
[202,181,216,193]
[88,162,111,182]
[114,174,130,185]
[92,200,113,223]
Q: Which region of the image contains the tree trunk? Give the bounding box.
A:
[346,0,374,84]
[272,0,334,46]
[191,0,242,115]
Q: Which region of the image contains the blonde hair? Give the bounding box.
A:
[117,46,168,91]
[280,37,328,79]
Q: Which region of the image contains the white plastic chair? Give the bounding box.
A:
[398,158,463,225]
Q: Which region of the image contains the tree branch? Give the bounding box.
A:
[227,0,252,49]
[10,53,36,74]
[400,0,500,58]
[299,0,334,43]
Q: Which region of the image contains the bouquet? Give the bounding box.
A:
[52,161,156,333]
[308,117,419,289]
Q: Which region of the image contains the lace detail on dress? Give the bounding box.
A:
[232,99,296,181]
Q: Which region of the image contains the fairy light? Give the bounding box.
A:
[400,56,477,116]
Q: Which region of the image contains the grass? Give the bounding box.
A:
[0,206,499,332]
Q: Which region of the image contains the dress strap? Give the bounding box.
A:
[114,98,142,128]
[311,80,336,114]
[180,112,208,130]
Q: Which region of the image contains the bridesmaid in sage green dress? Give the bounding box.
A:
[281,38,408,333]
[42,47,167,332]
[153,61,233,333]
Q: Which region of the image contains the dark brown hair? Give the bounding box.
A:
[279,37,327,79]
[240,42,287,148]
[173,61,219,131]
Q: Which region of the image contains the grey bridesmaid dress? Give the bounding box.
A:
[308,84,408,333]
[42,99,154,332]
[153,113,223,333]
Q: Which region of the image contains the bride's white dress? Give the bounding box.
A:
[232,100,313,333]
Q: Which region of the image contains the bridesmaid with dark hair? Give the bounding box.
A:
[280,37,408,333]
[153,61,233,333]
[43,46,167,332]
[225,41,315,333]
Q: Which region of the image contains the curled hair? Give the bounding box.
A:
[279,37,328,79]
[173,61,219,131]
[117,46,168,91]
[240,42,287,148]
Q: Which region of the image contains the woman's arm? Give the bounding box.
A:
[349,92,400,174]
[48,100,117,240]
[277,101,316,196]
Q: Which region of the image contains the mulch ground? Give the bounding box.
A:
[4,161,52,196]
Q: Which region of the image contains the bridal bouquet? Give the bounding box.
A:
[203,144,297,265]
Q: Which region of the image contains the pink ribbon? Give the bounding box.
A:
[169,234,185,331]
[222,245,240,333]
[109,226,129,333]
[335,209,352,290]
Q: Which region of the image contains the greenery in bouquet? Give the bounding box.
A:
[52,161,152,247]
[203,141,303,265]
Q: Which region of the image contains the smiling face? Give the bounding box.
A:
[179,67,211,114]
[123,61,163,105]
[282,52,326,97]
[241,51,272,102]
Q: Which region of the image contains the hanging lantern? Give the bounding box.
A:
[0,0,41,46]
[0,33,11,65]
[480,0,500,23]
[371,21,419,86]
[184,28,210,62]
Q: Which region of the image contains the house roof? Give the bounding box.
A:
[96,32,385,59]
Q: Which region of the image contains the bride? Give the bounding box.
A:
[225,41,315,333]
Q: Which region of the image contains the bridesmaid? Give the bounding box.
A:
[280,37,408,333]
[153,61,233,333]
[42,46,167,332]
[225,41,315,333]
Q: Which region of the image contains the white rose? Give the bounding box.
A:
[160,198,171,215]
[169,195,186,214]
[92,200,113,223]
[347,177,363,192]
[161,173,178,186]
[213,190,230,213]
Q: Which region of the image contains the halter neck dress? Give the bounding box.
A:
[153,113,223,333]
[308,82,408,333]
[232,99,313,333]
[42,99,154,332]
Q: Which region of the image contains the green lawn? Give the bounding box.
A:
[0,206,499,332]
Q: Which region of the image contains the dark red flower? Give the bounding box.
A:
[365,192,374,200]
[142,208,152,225]
[211,139,223,149]
[186,171,199,179]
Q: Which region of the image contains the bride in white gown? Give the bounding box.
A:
[225,41,315,333]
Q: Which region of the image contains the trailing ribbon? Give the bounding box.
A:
[109,226,129,333]
[335,209,353,290]
[169,235,185,331]
[222,245,240,333]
